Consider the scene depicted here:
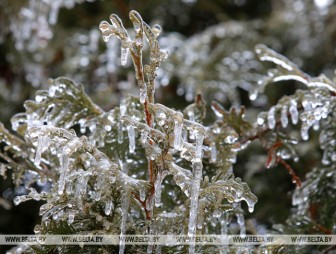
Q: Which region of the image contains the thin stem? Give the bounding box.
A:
[277,157,302,188]
[132,192,151,220]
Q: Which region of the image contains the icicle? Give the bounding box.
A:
[34,137,43,165]
[68,211,75,225]
[289,100,299,124]
[121,46,129,66]
[146,223,155,254]
[139,187,146,202]
[210,142,217,163]
[154,172,166,207]
[66,182,73,195]
[118,101,127,144]
[139,85,147,104]
[58,152,69,195]
[34,136,51,165]
[220,213,228,235]
[237,213,246,236]
[280,106,288,128]
[194,131,204,161]
[173,113,183,150]
[188,161,203,253]
[119,190,130,254]
[105,198,113,215]
[120,100,127,116]
[267,106,276,129]
[140,130,148,145]
[127,125,135,153]
[118,123,123,144]
[49,1,61,25]
[301,124,310,141]
[146,195,154,211]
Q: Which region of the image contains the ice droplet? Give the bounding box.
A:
[213,209,221,218]
[152,24,162,37]
[68,211,75,225]
[105,198,113,215]
[13,196,21,206]
[127,125,135,153]
[247,201,255,213]
[257,116,265,125]
[289,100,299,125]
[157,111,167,126]
[99,21,112,42]
[121,47,129,66]
[210,142,217,163]
[249,89,258,101]
[267,106,276,129]
[224,128,238,144]
[279,148,292,160]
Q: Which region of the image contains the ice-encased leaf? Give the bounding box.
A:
[129,10,143,46]
[255,44,299,72]
[256,45,336,94]
[11,77,103,136]
[200,175,258,213]
[169,163,193,197]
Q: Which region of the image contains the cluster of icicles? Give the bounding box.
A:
[12,126,136,254]
[10,0,93,52]
[257,90,331,143]
[11,96,256,254]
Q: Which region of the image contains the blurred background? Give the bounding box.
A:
[0,0,335,246]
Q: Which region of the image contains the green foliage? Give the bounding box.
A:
[1,3,336,254]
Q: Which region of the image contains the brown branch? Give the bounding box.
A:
[144,100,152,127]
[263,141,302,188]
[132,192,151,220]
[277,157,302,188]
